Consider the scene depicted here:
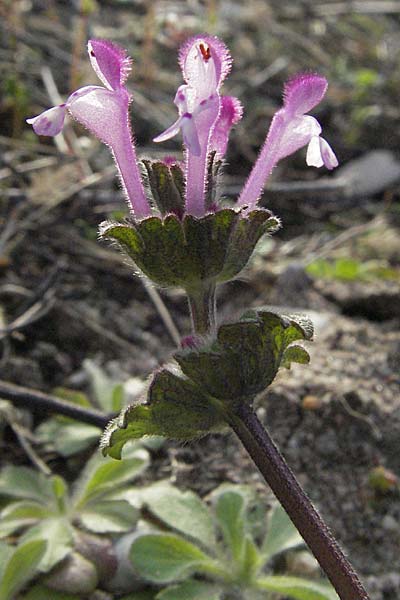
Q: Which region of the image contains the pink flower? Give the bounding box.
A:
[238,73,338,210]
[27,40,151,219]
[154,35,242,217]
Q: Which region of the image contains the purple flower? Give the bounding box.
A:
[27,40,151,219]
[238,73,338,210]
[154,35,242,217]
[28,36,338,223]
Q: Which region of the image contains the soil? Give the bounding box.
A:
[1,2,400,599]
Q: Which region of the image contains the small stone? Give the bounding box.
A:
[286,550,320,577]
[382,514,398,533]
[302,395,322,410]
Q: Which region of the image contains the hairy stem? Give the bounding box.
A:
[227,403,370,600]
[187,283,217,335]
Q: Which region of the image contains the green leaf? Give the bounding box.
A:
[51,387,92,408]
[220,209,280,281]
[19,518,74,573]
[79,499,138,533]
[142,484,216,548]
[100,208,280,289]
[157,580,222,600]
[0,540,47,600]
[112,383,125,411]
[0,501,48,538]
[129,533,217,584]
[119,592,157,600]
[22,585,79,600]
[35,419,101,457]
[102,369,222,459]
[0,542,13,581]
[261,504,304,563]
[282,345,310,368]
[84,359,124,412]
[175,310,313,402]
[256,576,339,600]
[73,447,149,505]
[214,488,247,563]
[0,467,55,504]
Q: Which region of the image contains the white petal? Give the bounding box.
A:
[153,117,183,143]
[306,135,324,168]
[319,137,339,170]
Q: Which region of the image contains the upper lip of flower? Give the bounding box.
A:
[26,39,151,219]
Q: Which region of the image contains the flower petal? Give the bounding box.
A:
[67,86,129,147]
[179,35,231,94]
[277,115,321,161]
[306,135,324,168]
[319,137,339,170]
[283,73,328,116]
[26,105,67,136]
[181,114,201,156]
[210,95,243,157]
[153,117,183,143]
[88,39,132,90]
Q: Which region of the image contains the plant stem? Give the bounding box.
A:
[227,403,370,600]
[0,379,113,428]
[187,283,217,335]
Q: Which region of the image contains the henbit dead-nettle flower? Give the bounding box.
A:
[27,40,151,219]
[27,35,337,223]
[237,73,338,210]
[154,35,243,217]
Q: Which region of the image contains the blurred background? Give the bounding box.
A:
[1,1,400,598]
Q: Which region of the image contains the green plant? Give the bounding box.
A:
[0,443,149,598]
[35,360,143,457]
[306,257,400,282]
[128,483,338,600]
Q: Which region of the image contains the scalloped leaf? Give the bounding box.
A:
[101,369,223,459]
[175,310,313,401]
[100,208,279,289]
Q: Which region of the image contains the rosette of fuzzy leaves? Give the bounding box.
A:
[102,309,313,459]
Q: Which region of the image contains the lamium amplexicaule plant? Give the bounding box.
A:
[26,36,370,600]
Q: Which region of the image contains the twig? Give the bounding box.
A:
[9,421,52,476]
[0,380,112,428]
[142,278,181,347]
[303,215,384,267]
[61,303,140,354]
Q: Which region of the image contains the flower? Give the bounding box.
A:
[238,73,338,210]
[154,35,242,217]
[28,36,338,222]
[27,40,151,218]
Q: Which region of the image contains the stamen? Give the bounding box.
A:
[199,43,211,61]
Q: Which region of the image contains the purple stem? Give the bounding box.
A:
[228,403,370,600]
